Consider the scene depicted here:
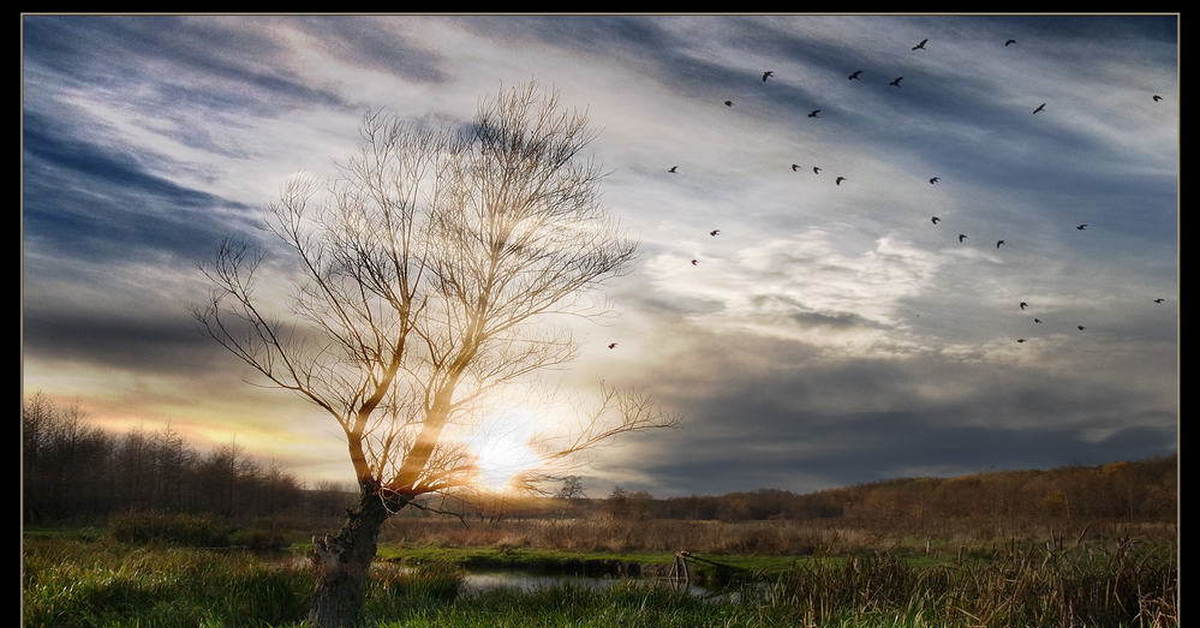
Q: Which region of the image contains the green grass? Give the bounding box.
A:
[22,526,106,542]
[23,539,310,627]
[25,534,1177,627]
[329,543,953,581]
[351,544,841,571]
[305,543,854,587]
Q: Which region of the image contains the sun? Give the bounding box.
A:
[463,409,544,492]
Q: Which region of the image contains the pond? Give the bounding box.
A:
[276,554,735,599]
[455,568,718,598]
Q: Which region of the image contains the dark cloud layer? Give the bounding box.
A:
[22,301,220,376]
[598,324,1175,495]
[631,420,1172,496]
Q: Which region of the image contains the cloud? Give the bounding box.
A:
[632,230,942,358]
[579,320,1175,495]
[22,112,258,266]
[287,16,448,83]
[23,16,352,113]
[22,16,1177,491]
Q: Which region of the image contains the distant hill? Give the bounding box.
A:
[398,455,1177,524]
[615,455,1177,522]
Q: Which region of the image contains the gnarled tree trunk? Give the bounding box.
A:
[308,483,407,627]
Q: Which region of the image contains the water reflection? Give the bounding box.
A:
[282,554,736,600]
[458,569,715,598]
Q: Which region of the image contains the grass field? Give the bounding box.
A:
[22,525,1177,627]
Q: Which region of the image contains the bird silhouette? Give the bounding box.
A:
[812,166,822,175]
[889,76,904,87]
[958,234,968,243]
[1020,302,1029,310]
[809,109,822,118]
[931,216,941,225]
[835,177,846,186]
[690,259,699,266]
[667,166,678,173]
[1153,298,1166,304]
[791,164,801,172]
[996,240,1006,249]
[1077,325,1086,331]
[762,71,774,82]
[1032,103,1046,114]
[608,343,618,349]
[1017,338,1027,343]
[848,70,863,80]
[724,100,734,107]
[1034,318,1042,324]
[929,177,940,184]
[912,38,928,51]
[710,229,720,237]
[1076,224,1088,230]
[1004,39,1017,46]
[1153,94,1163,102]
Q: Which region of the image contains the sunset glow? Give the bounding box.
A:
[462,409,545,492]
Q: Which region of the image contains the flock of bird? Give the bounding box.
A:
[609,35,1170,350]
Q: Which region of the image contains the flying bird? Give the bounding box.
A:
[724,100,734,107]
[812,166,822,175]
[1076,224,1088,230]
[835,176,846,186]
[667,165,678,173]
[1004,39,1017,46]
[929,177,940,185]
[690,259,699,266]
[1020,302,1029,310]
[1034,318,1042,324]
[958,234,968,243]
[912,38,928,51]
[931,216,941,225]
[791,164,801,172]
[996,240,1006,249]
[762,70,774,82]
[607,343,618,349]
[889,76,904,87]
[1153,94,1163,102]
[710,229,720,237]
[1077,325,1086,331]
[1032,103,1046,114]
[808,109,822,118]
[1153,298,1166,303]
[848,70,863,80]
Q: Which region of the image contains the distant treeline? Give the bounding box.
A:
[404,457,1176,525]
[22,394,353,524]
[22,393,1176,525]
[597,454,1176,522]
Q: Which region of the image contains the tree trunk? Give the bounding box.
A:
[308,484,406,627]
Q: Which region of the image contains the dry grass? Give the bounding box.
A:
[380,516,1177,557]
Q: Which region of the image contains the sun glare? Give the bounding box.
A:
[464,409,544,492]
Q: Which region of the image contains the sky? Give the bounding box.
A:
[22,14,1178,497]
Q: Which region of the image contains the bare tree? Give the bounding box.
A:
[554,475,586,502]
[194,82,677,627]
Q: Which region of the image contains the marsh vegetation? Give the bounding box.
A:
[23,530,1176,627]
